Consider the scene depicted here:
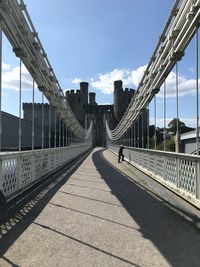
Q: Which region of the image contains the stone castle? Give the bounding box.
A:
[22,80,142,147]
[65,80,135,146]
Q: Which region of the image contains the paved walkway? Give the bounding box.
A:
[0,148,200,267]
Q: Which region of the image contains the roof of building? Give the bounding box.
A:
[180,128,199,140]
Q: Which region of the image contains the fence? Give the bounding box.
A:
[0,144,91,199]
[109,145,200,208]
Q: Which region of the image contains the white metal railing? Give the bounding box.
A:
[109,145,200,208]
[0,144,91,199]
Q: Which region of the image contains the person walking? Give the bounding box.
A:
[118,144,125,163]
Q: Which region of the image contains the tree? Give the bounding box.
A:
[168,118,186,134]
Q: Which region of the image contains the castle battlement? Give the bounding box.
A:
[23,103,50,108]
[65,83,88,96]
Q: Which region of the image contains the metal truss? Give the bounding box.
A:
[0,0,86,139]
[107,0,200,140]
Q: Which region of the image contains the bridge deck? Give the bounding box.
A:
[0,148,200,267]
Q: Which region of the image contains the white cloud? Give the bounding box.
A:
[91,66,147,94]
[150,117,173,127]
[125,65,147,88]
[181,118,197,128]
[156,72,198,98]
[90,65,198,98]
[91,69,127,94]
[2,64,32,90]
[2,62,11,70]
[72,78,82,84]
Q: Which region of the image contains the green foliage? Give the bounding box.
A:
[168,118,186,134]
[156,136,175,152]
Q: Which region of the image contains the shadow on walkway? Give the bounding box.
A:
[1,148,200,267]
[92,149,200,267]
[0,156,85,257]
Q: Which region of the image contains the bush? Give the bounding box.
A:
[156,136,175,152]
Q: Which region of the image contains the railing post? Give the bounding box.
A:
[134,122,136,147]
[0,158,3,193]
[164,155,166,180]
[54,111,57,147]
[49,104,51,148]
[18,155,22,191]
[176,157,180,189]
[59,117,61,147]
[31,152,35,182]
[147,152,150,172]
[147,105,149,149]
[196,160,200,199]
[142,112,144,148]
[154,154,157,176]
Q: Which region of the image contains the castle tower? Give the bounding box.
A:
[64,82,89,128]
[80,82,89,97]
[89,93,97,105]
[113,80,123,121]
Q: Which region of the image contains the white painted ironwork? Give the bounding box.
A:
[106,0,200,140]
[109,145,200,208]
[0,0,89,140]
[0,144,92,199]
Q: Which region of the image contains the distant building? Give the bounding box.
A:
[180,129,200,154]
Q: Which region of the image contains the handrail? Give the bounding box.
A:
[109,145,200,208]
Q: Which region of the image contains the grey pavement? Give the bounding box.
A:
[0,148,200,267]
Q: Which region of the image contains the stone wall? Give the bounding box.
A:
[2,111,44,150]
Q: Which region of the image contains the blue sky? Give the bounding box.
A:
[1,0,199,128]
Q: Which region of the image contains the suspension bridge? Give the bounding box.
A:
[0,0,200,266]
